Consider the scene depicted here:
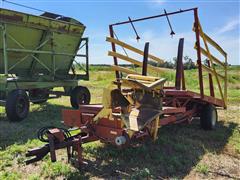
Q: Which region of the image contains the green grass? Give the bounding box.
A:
[229,127,240,154]
[0,66,239,179]
[196,163,209,174]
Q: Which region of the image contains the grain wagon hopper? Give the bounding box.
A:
[0,8,90,121]
[26,7,228,167]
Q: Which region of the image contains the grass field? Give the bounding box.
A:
[0,66,239,179]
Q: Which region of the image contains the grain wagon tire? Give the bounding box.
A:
[200,104,217,130]
[6,89,30,122]
[29,89,49,104]
[70,86,91,109]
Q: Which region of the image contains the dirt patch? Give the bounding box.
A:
[185,153,240,179]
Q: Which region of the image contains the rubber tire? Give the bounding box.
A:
[29,89,49,104]
[200,104,217,130]
[70,86,90,109]
[6,89,30,122]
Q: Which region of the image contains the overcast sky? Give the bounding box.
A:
[1,0,239,65]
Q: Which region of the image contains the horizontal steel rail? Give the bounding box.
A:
[6,48,87,57]
[108,51,166,73]
[195,46,226,67]
[111,65,140,75]
[106,37,164,63]
[110,7,196,26]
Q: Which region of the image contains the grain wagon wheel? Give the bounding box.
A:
[6,89,30,121]
[70,86,91,109]
[29,89,49,104]
[200,104,218,130]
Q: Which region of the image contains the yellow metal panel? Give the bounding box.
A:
[106,37,164,64]
[69,24,85,34]
[0,8,28,22]
[126,74,159,82]
[121,79,145,89]
[0,8,85,35]
[28,16,50,28]
[51,20,69,32]
[93,108,112,122]
[93,87,113,122]
[127,79,153,85]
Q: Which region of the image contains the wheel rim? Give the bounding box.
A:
[211,108,217,127]
[78,93,87,104]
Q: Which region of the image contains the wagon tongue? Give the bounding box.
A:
[122,107,162,131]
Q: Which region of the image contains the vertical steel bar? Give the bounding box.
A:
[53,55,55,79]
[224,57,227,108]
[142,42,149,76]
[175,38,184,90]
[48,134,57,162]
[109,25,120,79]
[207,59,214,97]
[194,9,204,98]
[51,33,55,80]
[85,38,89,79]
[182,67,186,90]
[109,25,120,88]
[76,138,83,166]
[153,117,159,141]
[2,24,8,77]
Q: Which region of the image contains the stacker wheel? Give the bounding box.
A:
[70,86,90,109]
[200,104,217,130]
[29,89,49,104]
[6,89,30,121]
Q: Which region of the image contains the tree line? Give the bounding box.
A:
[148,56,196,70]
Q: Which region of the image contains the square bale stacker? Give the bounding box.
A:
[26,7,228,168]
[0,8,91,121]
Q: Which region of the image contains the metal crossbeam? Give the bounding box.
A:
[111,65,140,75]
[108,51,166,73]
[106,37,164,64]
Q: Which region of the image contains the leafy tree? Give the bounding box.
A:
[183,56,196,70]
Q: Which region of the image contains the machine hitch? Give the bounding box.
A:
[26,128,88,167]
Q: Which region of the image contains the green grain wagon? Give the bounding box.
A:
[0,8,90,121]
